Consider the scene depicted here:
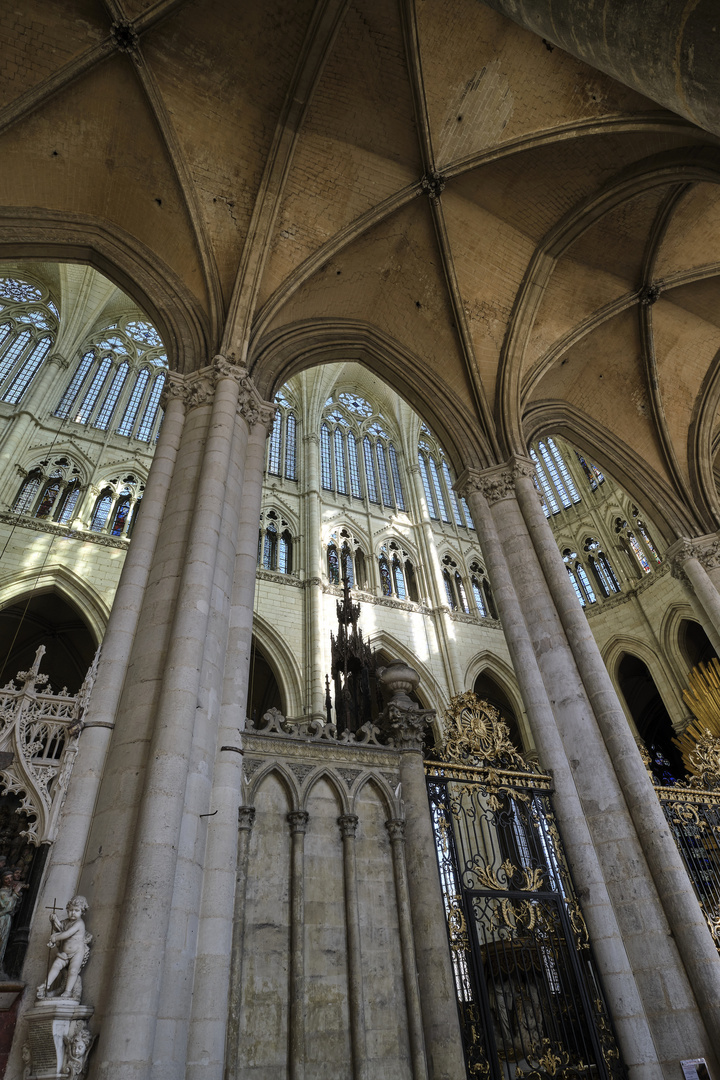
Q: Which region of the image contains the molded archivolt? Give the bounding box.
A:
[601,635,686,731]
[0,567,107,646]
[463,651,532,754]
[249,612,303,720]
[659,603,709,693]
[0,214,210,373]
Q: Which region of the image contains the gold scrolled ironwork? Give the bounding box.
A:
[437,691,539,773]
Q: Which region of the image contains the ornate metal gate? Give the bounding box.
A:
[426,693,624,1079]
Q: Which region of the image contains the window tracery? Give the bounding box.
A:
[417,436,470,528]
[0,276,58,405]
[53,316,167,440]
[563,548,597,607]
[327,529,368,590]
[89,475,144,537]
[614,515,657,576]
[380,540,417,601]
[12,457,83,524]
[258,509,293,574]
[584,538,621,597]
[321,395,405,510]
[531,438,582,515]
[576,452,605,491]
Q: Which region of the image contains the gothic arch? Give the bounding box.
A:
[0,211,210,373]
[369,629,447,718]
[463,652,533,755]
[351,773,398,821]
[249,319,492,478]
[250,612,304,720]
[601,636,686,730]
[246,762,298,813]
[659,603,713,689]
[302,769,349,815]
[0,565,108,645]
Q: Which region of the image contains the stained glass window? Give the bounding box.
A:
[339,392,372,416]
[443,570,456,609]
[530,448,560,514]
[285,413,297,480]
[363,438,379,503]
[279,531,292,574]
[429,456,449,522]
[321,425,332,490]
[125,320,163,347]
[328,544,340,585]
[455,573,469,614]
[91,493,114,532]
[268,412,281,475]
[117,369,150,436]
[0,329,31,386]
[56,484,80,525]
[2,337,52,403]
[0,278,42,303]
[377,443,392,505]
[576,452,604,491]
[419,454,437,518]
[442,460,464,526]
[136,373,165,441]
[55,352,94,418]
[111,496,132,536]
[35,477,61,518]
[389,445,405,510]
[93,362,129,430]
[472,578,487,616]
[263,523,277,569]
[75,356,112,424]
[348,437,361,498]
[379,553,392,596]
[393,557,406,599]
[335,430,347,494]
[461,497,475,529]
[13,472,41,514]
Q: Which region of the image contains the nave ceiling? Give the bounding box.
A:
[1,0,720,540]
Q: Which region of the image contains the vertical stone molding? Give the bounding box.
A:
[337,814,367,1080]
[457,469,664,1076]
[385,818,428,1080]
[512,456,720,1057]
[387,703,465,1080]
[95,357,245,1080]
[287,810,309,1080]
[225,807,256,1080]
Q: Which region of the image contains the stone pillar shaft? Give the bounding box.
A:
[460,479,661,1076]
[224,807,256,1080]
[185,416,271,1080]
[513,463,720,1057]
[385,818,428,1080]
[392,712,466,1080]
[338,814,367,1080]
[96,363,243,1080]
[287,811,309,1080]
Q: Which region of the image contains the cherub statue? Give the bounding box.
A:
[36,896,92,1000]
[62,1020,95,1079]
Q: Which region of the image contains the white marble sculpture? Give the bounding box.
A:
[36,896,92,1001]
[62,1019,95,1079]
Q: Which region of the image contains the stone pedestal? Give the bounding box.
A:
[25,999,94,1079]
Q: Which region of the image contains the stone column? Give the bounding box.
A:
[16,381,186,1004]
[667,537,720,654]
[287,810,309,1080]
[457,472,662,1077]
[512,457,720,1055]
[225,806,256,1080]
[185,402,274,1080]
[338,813,367,1080]
[385,698,465,1080]
[460,465,718,1070]
[385,818,428,1080]
[95,357,246,1080]
[302,431,325,718]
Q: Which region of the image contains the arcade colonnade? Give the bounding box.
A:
[10,352,720,1080]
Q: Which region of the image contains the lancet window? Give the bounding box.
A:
[0,276,58,404]
[321,395,405,510]
[54,317,167,440]
[531,438,582,516]
[258,509,293,574]
[12,456,83,524]
[418,437,472,528]
[469,561,496,618]
[266,388,297,481]
[576,452,605,492]
[615,512,659,576]
[89,474,144,537]
[441,554,471,612]
[563,548,597,607]
[584,538,621,597]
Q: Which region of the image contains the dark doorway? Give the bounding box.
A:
[0,592,96,693]
[247,638,283,724]
[473,671,523,751]
[678,619,717,671]
[617,654,684,780]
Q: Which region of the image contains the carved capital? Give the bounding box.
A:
[338,813,359,838]
[509,455,537,483]
[159,372,186,411]
[459,465,515,506]
[184,370,215,411]
[238,805,256,831]
[212,353,245,382]
[387,703,432,752]
[47,352,70,369]
[385,818,406,843]
[287,810,309,834]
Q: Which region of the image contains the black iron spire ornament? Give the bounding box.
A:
[328,576,376,735]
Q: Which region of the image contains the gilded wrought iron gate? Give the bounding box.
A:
[426,693,624,1080]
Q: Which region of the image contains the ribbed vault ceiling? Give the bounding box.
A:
[2,0,720,539]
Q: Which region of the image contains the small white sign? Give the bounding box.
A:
[681,1060,711,1080]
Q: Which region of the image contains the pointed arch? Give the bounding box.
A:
[302,768,350,815]
[250,612,304,720]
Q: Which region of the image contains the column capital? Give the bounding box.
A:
[387,702,433,752]
[455,464,514,505]
[509,453,537,483]
[287,810,309,834]
[338,813,359,838]
[159,371,187,411]
[665,535,720,581]
[385,818,406,843]
[237,805,256,831]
